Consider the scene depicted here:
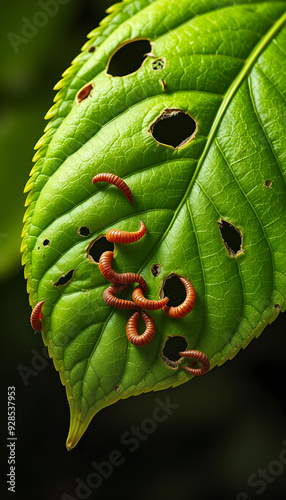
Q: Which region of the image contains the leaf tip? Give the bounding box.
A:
[66,413,86,451]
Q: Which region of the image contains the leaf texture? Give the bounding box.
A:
[22,0,286,449]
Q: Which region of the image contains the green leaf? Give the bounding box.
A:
[22,0,286,450]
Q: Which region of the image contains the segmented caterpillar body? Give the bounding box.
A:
[179,350,210,376]
[30,300,45,332]
[163,276,196,318]
[99,251,147,292]
[106,220,146,244]
[126,310,156,346]
[132,286,169,310]
[92,173,133,205]
[103,285,139,310]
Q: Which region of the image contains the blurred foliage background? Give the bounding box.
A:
[1,1,285,499]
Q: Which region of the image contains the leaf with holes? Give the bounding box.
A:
[22,0,286,449]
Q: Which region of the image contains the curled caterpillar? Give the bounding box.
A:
[126,310,156,346]
[92,173,133,205]
[163,276,196,318]
[179,350,210,376]
[103,284,139,310]
[99,251,147,292]
[132,286,169,310]
[30,300,45,331]
[106,220,146,244]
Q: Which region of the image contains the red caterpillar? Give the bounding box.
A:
[179,350,210,376]
[132,286,169,310]
[99,251,147,292]
[126,310,156,346]
[106,220,146,244]
[92,173,133,205]
[103,284,139,310]
[163,276,196,318]
[30,300,45,331]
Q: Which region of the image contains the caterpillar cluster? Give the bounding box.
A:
[30,174,210,376]
[98,220,165,347]
[95,174,209,375]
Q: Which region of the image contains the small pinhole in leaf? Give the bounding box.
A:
[152,58,166,71]
[160,79,167,91]
[114,385,120,393]
[54,269,75,287]
[218,220,242,257]
[88,46,96,53]
[75,83,94,105]
[161,274,186,306]
[149,109,197,148]
[264,180,272,188]
[78,226,90,237]
[87,237,114,263]
[43,239,50,247]
[160,335,188,369]
[106,39,152,77]
[151,263,161,277]
[274,304,281,311]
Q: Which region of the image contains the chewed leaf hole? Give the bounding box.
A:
[88,46,96,53]
[78,226,90,237]
[152,58,166,71]
[54,269,75,287]
[151,263,161,277]
[149,108,197,148]
[87,237,114,263]
[218,219,243,257]
[106,39,152,77]
[264,179,272,188]
[160,79,167,91]
[161,274,186,306]
[75,83,94,105]
[43,239,50,247]
[160,336,188,369]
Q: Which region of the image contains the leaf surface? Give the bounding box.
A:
[22,0,286,449]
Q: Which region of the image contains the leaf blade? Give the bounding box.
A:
[22,0,286,449]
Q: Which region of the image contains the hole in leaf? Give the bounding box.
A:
[264,179,272,188]
[54,269,75,287]
[106,39,152,77]
[161,274,186,306]
[160,335,188,369]
[218,219,243,257]
[274,304,281,311]
[114,385,120,392]
[78,226,90,237]
[43,239,50,247]
[75,83,94,105]
[160,79,167,91]
[88,46,96,53]
[149,108,197,148]
[86,236,114,263]
[151,263,161,277]
[152,58,166,71]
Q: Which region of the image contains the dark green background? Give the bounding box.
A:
[1,1,285,499]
